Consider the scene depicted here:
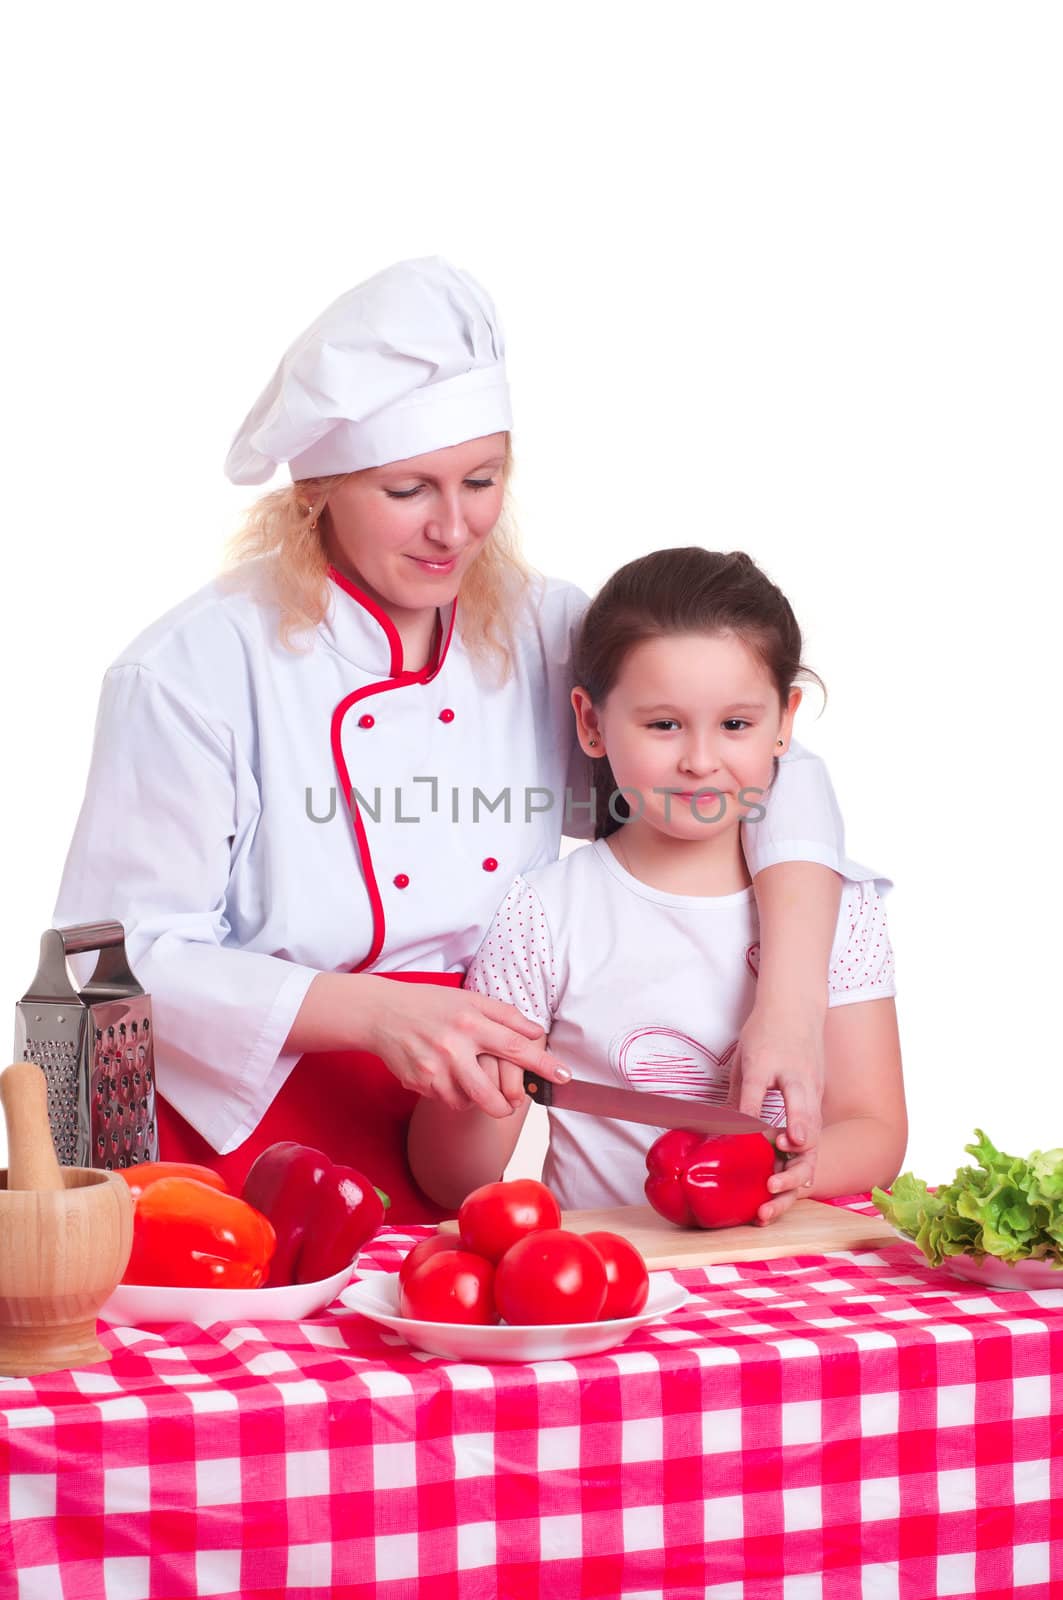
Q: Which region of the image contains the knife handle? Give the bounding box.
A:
[523,1070,554,1106]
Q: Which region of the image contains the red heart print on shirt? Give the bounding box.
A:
[612,1025,786,1127]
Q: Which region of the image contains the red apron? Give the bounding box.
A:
[155,970,461,1224]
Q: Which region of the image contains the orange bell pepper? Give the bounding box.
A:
[119,1161,229,1203]
[122,1176,277,1288]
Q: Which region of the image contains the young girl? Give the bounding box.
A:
[407,548,907,1220]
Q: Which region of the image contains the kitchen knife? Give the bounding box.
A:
[522,1071,782,1143]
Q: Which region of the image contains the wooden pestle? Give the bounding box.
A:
[1,1062,65,1191]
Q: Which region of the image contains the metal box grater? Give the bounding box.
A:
[13,922,159,1170]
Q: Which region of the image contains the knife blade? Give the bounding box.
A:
[522,1071,781,1143]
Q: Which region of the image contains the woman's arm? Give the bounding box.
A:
[734,862,842,1145]
[287,973,564,1119]
[737,741,887,1157]
[54,663,323,1155]
[57,664,569,1155]
[758,996,907,1222]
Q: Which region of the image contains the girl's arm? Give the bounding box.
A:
[407,1069,533,1211]
[407,875,560,1209]
[758,994,907,1222]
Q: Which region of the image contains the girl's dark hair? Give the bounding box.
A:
[573,547,825,839]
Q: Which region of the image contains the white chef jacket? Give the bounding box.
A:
[53,556,874,1155]
[464,840,895,1210]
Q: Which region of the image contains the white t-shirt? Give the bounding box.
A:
[464,838,896,1209]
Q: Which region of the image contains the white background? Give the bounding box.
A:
[2,3,1060,1186]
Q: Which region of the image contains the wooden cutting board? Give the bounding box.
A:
[440,1199,897,1269]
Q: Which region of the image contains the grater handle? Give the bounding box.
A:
[19,924,144,1007]
[56,922,127,957]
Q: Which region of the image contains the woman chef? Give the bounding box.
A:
[53,257,872,1222]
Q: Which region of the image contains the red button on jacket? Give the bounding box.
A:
[482,858,498,873]
[358,714,375,729]
[394,874,410,889]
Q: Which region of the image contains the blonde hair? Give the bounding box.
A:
[222,437,536,684]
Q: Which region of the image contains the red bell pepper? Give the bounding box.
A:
[645,1128,776,1229]
[121,1177,277,1288]
[242,1141,388,1286]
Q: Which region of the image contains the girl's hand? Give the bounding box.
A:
[360,982,568,1118]
[474,1052,533,1114]
[730,1000,826,1162]
[757,1143,818,1225]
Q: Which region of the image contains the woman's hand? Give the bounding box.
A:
[730,1000,826,1171]
[360,981,569,1118]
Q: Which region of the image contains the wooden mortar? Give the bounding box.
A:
[0,1062,134,1376]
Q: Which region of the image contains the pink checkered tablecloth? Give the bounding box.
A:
[1,1195,1061,1600]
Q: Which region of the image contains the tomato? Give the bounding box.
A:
[120,1161,229,1204]
[457,1178,561,1264]
[399,1250,497,1324]
[583,1231,650,1320]
[398,1233,465,1290]
[494,1229,608,1325]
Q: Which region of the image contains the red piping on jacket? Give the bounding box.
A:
[327,565,405,677]
[326,565,458,973]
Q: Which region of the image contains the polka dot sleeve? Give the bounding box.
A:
[462,875,558,1031]
[827,880,897,1007]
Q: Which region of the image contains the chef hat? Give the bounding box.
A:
[223,256,512,485]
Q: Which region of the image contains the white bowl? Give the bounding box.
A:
[340,1270,690,1362]
[887,1226,1063,1291]
[100,1262,357,1327]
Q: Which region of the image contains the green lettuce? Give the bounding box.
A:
[871,1129,1063,1269]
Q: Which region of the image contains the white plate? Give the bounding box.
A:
[340,1270,690,1361]
[100,1262,357,1327]
[887,1227,1063,1291]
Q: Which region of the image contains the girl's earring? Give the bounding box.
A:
[589,738,599,748]
[776,739,783,748]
